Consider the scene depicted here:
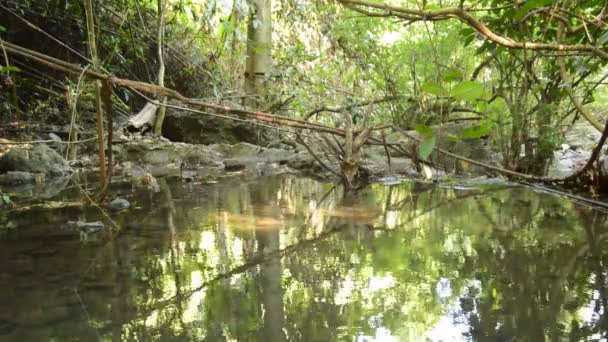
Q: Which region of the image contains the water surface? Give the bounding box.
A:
[0,175,607,341]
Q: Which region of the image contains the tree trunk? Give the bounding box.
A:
[84,0,106,190]
[245,0,272,108]
[153,0,167,136]
[341,107,372,189]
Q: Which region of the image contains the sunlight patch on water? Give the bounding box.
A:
[231,237,243,260]
[427,279,481,342]
[356,327,398,342]
[183,271,206,324]
[335,275,355,305]
[384,210,400,229]
[369,274,395,292]
[199,230,216,251]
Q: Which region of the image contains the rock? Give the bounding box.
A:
[0,173,70,199]
[180,170,196,182]
[0,144,71,177]
[223,158,246,171]
[209,142,263,158]
[109,198,130,210]
[162,102,278,146]
[117,139,223,169]
[0,171,42,185]
[120,162,162,191]
[65,221,105,234]
[560,143,570,151]
[287,150,317,170]
[114,136,417,181]
[0,319,17,335]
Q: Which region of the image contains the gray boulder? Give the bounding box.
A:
[162,102,278,146]
[0,171,43,185]
[0,144,71,177]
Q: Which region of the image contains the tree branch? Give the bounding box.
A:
[337,0,608,59]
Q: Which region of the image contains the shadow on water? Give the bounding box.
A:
[0,175,608,341]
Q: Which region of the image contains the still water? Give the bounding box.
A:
[0,175,607,341]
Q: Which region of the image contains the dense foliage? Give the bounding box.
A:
[0,0,607,174]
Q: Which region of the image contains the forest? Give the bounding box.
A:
[0,0,608,341]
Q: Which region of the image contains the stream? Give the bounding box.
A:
[0,175,607,341]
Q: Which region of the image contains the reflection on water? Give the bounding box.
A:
[1,175,608,341]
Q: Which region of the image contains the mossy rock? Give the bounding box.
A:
[0,144,70,176]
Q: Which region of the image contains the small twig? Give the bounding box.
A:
[296,134,340,177]
[304,96,401,121]
[73,179,120,230]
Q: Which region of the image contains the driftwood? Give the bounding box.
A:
[127,102,158,129]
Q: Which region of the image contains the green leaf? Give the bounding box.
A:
[452,81,484,102]
[487,96,510,120]
[459,27,475,38]
[461,125,491,139]
[443,69,463,83]
[475,41,495,55]
[421,82,446,96]
[514,0,554,21]
[419,136,436,161]
[217,15,236,46]
[414,124,434,139]
[447,134,462,142]
[598,31,608,45]
[0,65,20,73]
[463,34,476,47]
[0,25,5,32]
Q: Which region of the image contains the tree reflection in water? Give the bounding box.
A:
[0,175,607,341]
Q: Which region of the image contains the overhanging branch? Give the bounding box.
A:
[337,0,608,60]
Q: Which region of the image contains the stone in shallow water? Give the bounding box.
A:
[110,198,130,210]
[64,221,104,234]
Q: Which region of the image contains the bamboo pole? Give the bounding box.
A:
[84,0,106,190]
